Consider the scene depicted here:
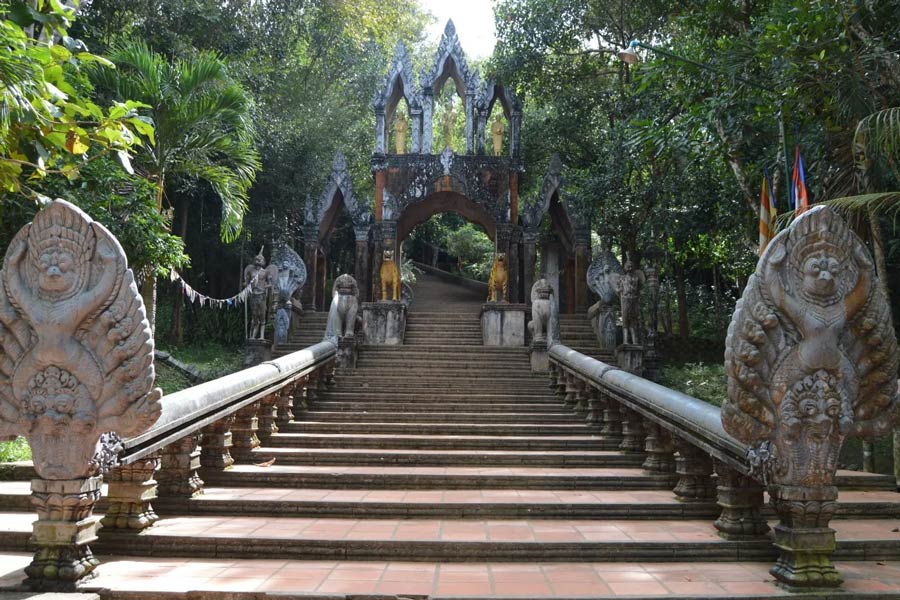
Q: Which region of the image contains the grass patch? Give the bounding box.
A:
[659,362,727,407]
[155,362,195,395]
[0,437,31,463]
[155,341,244,394]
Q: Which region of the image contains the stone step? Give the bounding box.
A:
[277,421,600,436]
[265,432,619,450]
[87,517,900,563]
[203,464,673,490]
[306,401,570,413]
[253,446,645,468]
[294,411,585,424]
[360,345,527,354]
[314,391,560,402]
[353,360,532,369]
[174,488,900,521]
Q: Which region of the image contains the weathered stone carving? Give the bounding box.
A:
[379,249,400,301]
[587,248,623,351]
[487,253,508,302]
[723,206,899,590]
[243,247,277,340]
[616,258,645,345]
[272,245,307,345]
[325,274,360,341]
[528,279,553,343]
[0,200,161,588]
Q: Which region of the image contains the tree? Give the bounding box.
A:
[90,41,261,331]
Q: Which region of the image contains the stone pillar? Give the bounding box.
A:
[616,344,644,376]
[101,454,160,531]
[355,236,371,303]
[201,415,236,471]
[422,90,433,153]
[552,365,568,400]
[572,378,588,417]
[157,433,204,498]
[315,249,327,311]
[476,110,487,154]
[230,403,261,462]
[480,303,526,346]
[644,245,662,381]
[673,439,716,501]
[374,169,386,222]
[713,462,769,540]
[302,232,319,311]
[562,371,577,409]
[26,476,103,590]
[362,301,407,345]
[530,339,549,372]
[410,107,422,153]
[523,232,537,306]
[465,91,475,154]
[506,228,521,303]
[510,110,522,157]
[293,376,311,413]
[769,484,841,589]
[574,239,590,314]
[641,421,676,473]
[619,407,645,453]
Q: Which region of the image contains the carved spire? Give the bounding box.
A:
[423,19,474,93]
[374,40,419,111]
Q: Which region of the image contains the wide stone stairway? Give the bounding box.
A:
[0,274,899,597]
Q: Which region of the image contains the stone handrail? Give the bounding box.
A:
[122,341,337,464]
[549,345,747,474]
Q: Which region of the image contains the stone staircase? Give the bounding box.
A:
[0,275,899,597]
[558,313,612,361]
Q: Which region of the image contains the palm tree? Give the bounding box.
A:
[91,41,261,332]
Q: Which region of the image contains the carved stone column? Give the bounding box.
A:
[157,433,204,498]
[769,484,841,589]
[641,421,676,473]
[563,372,578,409]
[713,462,769,540]
[600,393,623,441]
[643,245,662,380]
[230,403,261,462]
[585,386,603,424]
[257,393,279,442]
[26,476,103,589]
[101,453,160,531]
[200,415,235,471]
[302,236,319,311]
[523,231,538,306]
[354,236,371,303]
[572,378,588,417]
[619,407,645,453]
[673,439,716,501]
[276,384,296,428]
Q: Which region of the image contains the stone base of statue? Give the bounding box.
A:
[243,338,272,368]
[769,484,842,591]
[644,346,661,382]
[26,477,103,591]
[336,335,357,369]
[588,303,618,352]
[530,339,549,372]
[362,301,407,345]
[481,303,526,346]
[616,344,644,375]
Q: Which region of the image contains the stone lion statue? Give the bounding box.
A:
[528,279,554,343]
[324,274,359,340]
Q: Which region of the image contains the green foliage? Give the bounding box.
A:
[0,0,146,200]
[0,436,31,462]
[90,41,261,242]
[445,223,494,280]
[658,362,727,407]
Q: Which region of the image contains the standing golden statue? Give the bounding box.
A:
[393,113,408,154]
[491,115,506,156]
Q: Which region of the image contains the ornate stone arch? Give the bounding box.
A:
[420,20,481,154]
[477,81,523,156]
[522,154,573,248]
[306,151,371,245]
[396,191,498,244]
[373,42,422,154]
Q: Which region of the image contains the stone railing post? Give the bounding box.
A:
[572,378,588,416]
[713,462,769,540]
[276,383,296,428]
[585,386,603,425]
[101,453,160,531]
[200,415,236,472]
[722,207,899,590]
[257,393,279,442]
[230,402,261,462]
[600,393,623,442]
[618,407,645,453]
[562,371,578,409]
[672,439,716,502]
[641,421,676,473]
[157,433,204,499]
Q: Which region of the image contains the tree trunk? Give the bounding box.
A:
[167,200,189,346]
[674,262,690,341]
